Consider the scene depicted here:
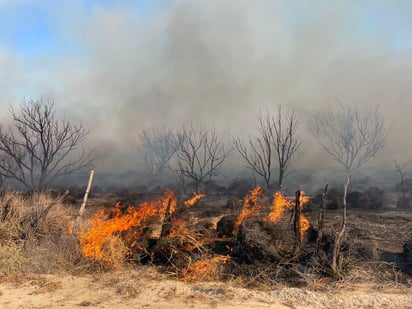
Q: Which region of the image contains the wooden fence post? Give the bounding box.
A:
[73,170,95,236]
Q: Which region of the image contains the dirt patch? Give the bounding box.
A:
[0,269,411,309]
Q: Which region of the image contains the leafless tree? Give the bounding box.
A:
[139,127,176,175]
[394,160,412,209]
[0,98,94,190]
[308,104,386,173]
[171,124,229,193]
[394,160,412,197]
[234,107,302,189]
[234,113,273,188]
[271,106,302,189]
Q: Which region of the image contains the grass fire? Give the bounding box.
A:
[0,180,412,308]
[76,187,314,278]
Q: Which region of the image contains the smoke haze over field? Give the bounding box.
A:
[1,0,412,183]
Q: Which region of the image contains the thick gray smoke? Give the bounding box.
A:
[0,0,411,187]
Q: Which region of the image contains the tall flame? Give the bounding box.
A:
[267,191,293,222]
[266,191,311,238]
[297,191,310,238]
[80,190,176,264]
[299,216,310,240]
[234,186,265,234]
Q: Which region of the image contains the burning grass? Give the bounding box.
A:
[71,187,336,284]
[0,187,410,289]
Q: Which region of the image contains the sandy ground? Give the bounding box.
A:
[1,268,411,309]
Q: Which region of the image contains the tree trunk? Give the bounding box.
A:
[294,190,302,252]
[316,184,328,254]
[278,169,284,190]
[160,197,174,238]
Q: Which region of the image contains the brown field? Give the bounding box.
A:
[0,191,411,309]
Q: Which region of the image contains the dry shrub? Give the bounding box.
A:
[0,192,65,241]
[101,235,129,268]
[0,191,95,277]
[0,241,28,276]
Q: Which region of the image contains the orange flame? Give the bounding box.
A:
[160,189,177,220]
[266,191,311,238]
[297,191,311,238]
[234,186,265,234]
[184,192,205,208]
[299,216,311,240]
[266,191,293,222]
[168,217,192,247]
[182,255,231,282]
[80,191,176,264]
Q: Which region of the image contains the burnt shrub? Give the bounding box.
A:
[233,218,295,263]
[343,187,385,209]
[225,197,242,212]
[403,240,412,263]
[302,189,322,213]
[397,196,411,209]
[194,219,215,237]
[345,226,379,261]
[216,215,237,237]
[204,180,227,194]
[225,178,255,196]
[347,191,369,208]
[395,178,412,192]
[366,186,385,209]
[326,188,342,209]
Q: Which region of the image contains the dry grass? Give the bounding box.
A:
[0,191,99,280]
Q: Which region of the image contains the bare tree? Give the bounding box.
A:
[308,104,386,173]
[139,127,176,175]
[0,98,94,190]
[394,159,412,208]
[234,112,273,188]
[234,107,301,189]
[271,106,302,189]
[171,124,229,193]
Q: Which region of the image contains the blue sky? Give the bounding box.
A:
[1,1,411,56]
[0,0,168,55]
